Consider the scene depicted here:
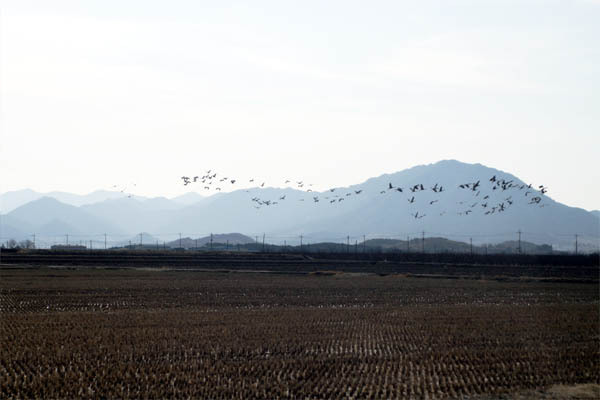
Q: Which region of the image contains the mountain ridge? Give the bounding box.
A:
[2,161,598,252]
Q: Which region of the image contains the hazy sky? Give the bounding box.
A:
[1,0,599,210]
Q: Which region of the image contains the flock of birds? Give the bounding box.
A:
[179,171,549,219]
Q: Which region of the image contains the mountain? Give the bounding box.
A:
[2,161,598,252]
[118,232,161,247]
[165,233,255,249]
[153,160,598,251]
[139,197,184,211]
[81,197,180,233]
[0,215,28,242]
[171,192,205,206]
[363,237,553,254]
[0,189,147,212]
[591,210,600,219]
[37,219,81,236]
[0,189,42,213]
[5,197,123,236]
[269,160,599,250]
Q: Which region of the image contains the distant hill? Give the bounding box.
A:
[37,219,81,237]
[0,189,148,212]
[0,217,27,242]
[268,160,598,251]
[171,192,205,206]
[165,233,255,249]
[2,161,598,252]
[363,237,553,254]
[591,210,600,219]
[5,197,123,236]
[81,198,179,233]
[115,232,161,247]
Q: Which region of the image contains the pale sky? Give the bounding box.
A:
[1,0,599,210]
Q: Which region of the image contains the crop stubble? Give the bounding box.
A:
[1,268,598,399]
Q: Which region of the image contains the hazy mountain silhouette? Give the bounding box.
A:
[171,192,206,206]
[0,214,28,241]
[165,233,254,249]
[37,219,81,236]
[81,198,182,233]
[362,237,553,254]
[0,189,149,213]
[2,161,598,251]
[5,197,123,236]
[117,232,161,247]
[281,160,598,244]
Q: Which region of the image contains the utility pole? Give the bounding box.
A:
[575,234,578,255]
[66,234,69,246]
[407,236,410,253]
[210,233,213,250]
[517,230,522,254]
[104,233,107,250]
[140,233,143,247]
[421,231,425,254]
[262,233,265,252]
[347,235,350,253]
[179,233,182,250]
[300,235,303,252]
[89,240,92,250]
[363,235,366,253]
[470,238,473,256]
[32,234,35,249]
[355,240,358,255]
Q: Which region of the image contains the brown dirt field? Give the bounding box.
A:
[1,268,598,399]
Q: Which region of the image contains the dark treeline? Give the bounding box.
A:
[2,247,598,268]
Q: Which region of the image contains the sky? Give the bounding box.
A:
[1,0,599,211]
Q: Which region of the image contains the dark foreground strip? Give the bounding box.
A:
[1,251,598,280]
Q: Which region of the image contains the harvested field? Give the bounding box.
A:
[1,268,598,399]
